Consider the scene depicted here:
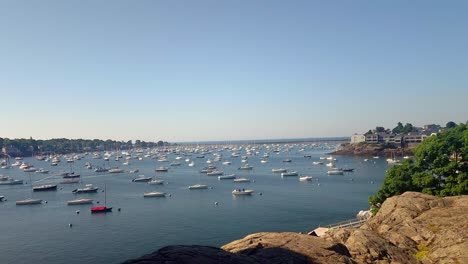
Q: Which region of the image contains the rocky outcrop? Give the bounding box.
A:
[121,245,258,264]
[222,232,355,263]
[329,143,413,157]
[123,192,468,264]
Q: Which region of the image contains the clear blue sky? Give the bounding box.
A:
[1,0,467,142]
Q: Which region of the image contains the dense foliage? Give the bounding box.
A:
[369,123,468,213]
[0,137,166,156]
[392,122,417,134]
[364,122,418,135]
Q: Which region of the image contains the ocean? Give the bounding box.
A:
[0,142,388,264]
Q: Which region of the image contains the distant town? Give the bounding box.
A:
[350,122,457,147]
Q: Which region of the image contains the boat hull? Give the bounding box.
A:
[72,188,98,193]
[0,180,23,185]
[188,185,208,189]
[33,185,57,192]
[143,192,166,197]
[67,199,93,205]
[91,206,112,213]
[16,199,42,205]
[232,190,254,195]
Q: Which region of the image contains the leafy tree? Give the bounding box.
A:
[375,126,385,133]
[392,122,416,134]
[402,123,414,133]
[369,123,467,213]
[392,122,404,134]
[446,121,457,129]
[364,130,373,135]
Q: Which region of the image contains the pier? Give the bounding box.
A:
[309,217,369,237]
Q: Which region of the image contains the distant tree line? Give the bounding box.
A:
[364,121,458,135]
[0,137,169,156]
[369,123,468,213]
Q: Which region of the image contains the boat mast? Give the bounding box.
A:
[104,183,107,206]
[27,172,33,198]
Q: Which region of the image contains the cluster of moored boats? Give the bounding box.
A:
[1,142,365,210]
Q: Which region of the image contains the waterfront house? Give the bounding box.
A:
[351,134,366,144]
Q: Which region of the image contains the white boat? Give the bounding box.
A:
[143,191,166,197]
[260,159,268,164]
[232,189,254,195]
[188,184,208,189]
[272,168,287,173]
[67,198,93,205]
[386,158,400,164]
[129,169,139,173]
[35,168,49,174]
[23,167,37,172]
[108,168,124,173]
[207,170,224,176]
[170,162,181,166]
[148,179,164,185]
[155,166,169,172]
[222,161,231,165]
[327,169,344,175]
[132,175,152,182]
[0,195,4,201]
[12,161,22,167]
[403,156,411,159]
[16,198,42,205]
[0,178,23,185]
[72,184,98,193]
[312,161,323,165]
[233,178,250,183]
[325,162,335,167]
[16,172,42,205]
[95,167,109,173]
[364,159,369,162]
[281,171,299,177]
[299,176,313,181]
[239,164,254,170]
[188,162,195,167]
[218,174,236,180]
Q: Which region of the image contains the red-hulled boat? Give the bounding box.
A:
[90,206,112,213]
[91,184,112,213]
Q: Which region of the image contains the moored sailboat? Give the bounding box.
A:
[91,184,112,213]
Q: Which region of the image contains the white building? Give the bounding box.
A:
[351,134,366,144]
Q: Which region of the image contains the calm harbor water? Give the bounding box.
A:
[0,143,388,264]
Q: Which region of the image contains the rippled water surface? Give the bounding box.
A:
[0,144,388,264]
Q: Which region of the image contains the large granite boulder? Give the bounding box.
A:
[222,232,355,263]
[121,245,258,264]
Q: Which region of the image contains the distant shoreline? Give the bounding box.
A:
[177,137,350,145]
